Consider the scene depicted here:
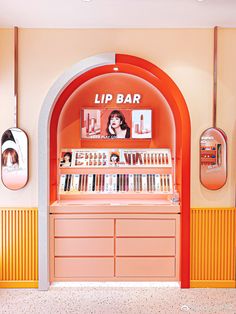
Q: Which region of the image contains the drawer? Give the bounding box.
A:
[55,238,114,256]
[54,219,114,236]
[116,238,175,256]
[116,219,175,237]
[55,257,114,278]
[116,257,175,277]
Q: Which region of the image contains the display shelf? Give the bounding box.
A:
[58,173,173,195]
[50,199,180,214]
[59,167,173,175]
[59,148,172,169]
[58,147,175,203]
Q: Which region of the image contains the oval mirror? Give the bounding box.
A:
[1,128,29,190]
[200,127,227,190]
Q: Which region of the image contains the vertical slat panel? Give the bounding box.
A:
[224,210,228,280]
[203,209,206,280]
[9,210,13,280]
[19,210,22,280]
[190,210,194,279]
[218,210,221,280]
[0,211,2,280]
[3,211,5,280]
[15,210,19,280]
[32,210,35,280]
[25,210,28,280]
[233,209,235,279]
[229,210,232,279]
[191,208,236,285]
[35,210,38,281]
[0,208,38,287]
[233,208,235,279]
[29,209,32,281]
[227,210,230,279]
[22,210,25,280]
[6,210,8,280]
[12,210,16,280]
[196,209,199,279]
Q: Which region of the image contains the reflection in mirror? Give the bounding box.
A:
[1,128,28,190]
[200,127,227,190]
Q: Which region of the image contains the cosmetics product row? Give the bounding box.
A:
[200,144,222,166]
[60,148,172,168]
[59,173,173,194]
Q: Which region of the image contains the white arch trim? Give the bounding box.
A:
[38,53,116,290]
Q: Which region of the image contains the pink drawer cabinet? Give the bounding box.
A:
[50,214,179,281]
[116,257,175,277]
[116,219,176,237]
[116,238,175,256]
[55,238,114,256]
[54,218,114,237]
[55,257,114,278]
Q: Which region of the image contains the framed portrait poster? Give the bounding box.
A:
[1,128,29,190]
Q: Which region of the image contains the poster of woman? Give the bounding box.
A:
[101,109,131,139]
[60,151,72,167]
[1,128,28,190]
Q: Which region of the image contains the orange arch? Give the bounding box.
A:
[50,54,191,288]
[116,54,191,288]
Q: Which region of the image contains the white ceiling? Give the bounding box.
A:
[0,0,236,28]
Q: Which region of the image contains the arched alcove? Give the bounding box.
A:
[39,53,190,290]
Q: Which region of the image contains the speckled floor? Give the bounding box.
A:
[1,286,236,314]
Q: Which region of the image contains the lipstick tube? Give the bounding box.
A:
[166,153,169,164]
[132,153,136,165]
[142,174,147,192]
[160,175,163,192]
[155,174,160,191]
[129,174,134,192]
[86,113,90,133]
[91,118,95,132]
[144,153,147,164]
[167,174,170,192]
[140,114,144,134]
[151,154,154,165]
[59,174,66,192]
[155,154,158,165]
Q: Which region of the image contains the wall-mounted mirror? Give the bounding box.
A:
[200,127,227,190]
[1,128,28,190]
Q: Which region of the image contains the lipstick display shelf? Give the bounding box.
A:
[58,148,174,199]
[200,144,220,166]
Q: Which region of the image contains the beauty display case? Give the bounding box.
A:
[47,55,190,285]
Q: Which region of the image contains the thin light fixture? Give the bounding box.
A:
[113,67,119,71]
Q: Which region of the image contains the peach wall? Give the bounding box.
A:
[0,28,235,207]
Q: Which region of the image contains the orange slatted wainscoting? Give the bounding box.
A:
[0,208,38,288]
[191,208,236,288]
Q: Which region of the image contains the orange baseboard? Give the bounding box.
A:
[0,280,38,288]
[191,280,236,288]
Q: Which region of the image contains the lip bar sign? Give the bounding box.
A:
[94,93,141,104]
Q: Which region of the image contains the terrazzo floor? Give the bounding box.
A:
[1,284,236,314]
